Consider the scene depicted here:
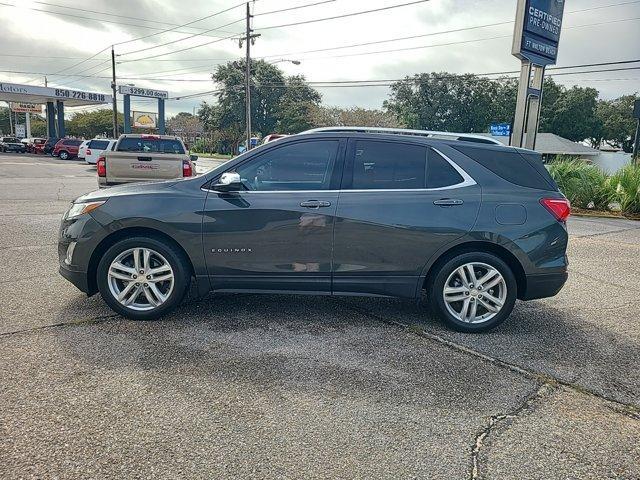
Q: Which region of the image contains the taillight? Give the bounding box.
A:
[97,157,106,177]
[540,198,570,222]
[182,160,193,177]
[86,148,92,155]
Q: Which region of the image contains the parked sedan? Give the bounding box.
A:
[58,128,570,332]
[0,137,26,153]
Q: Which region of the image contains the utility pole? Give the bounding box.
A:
[111,46,118,139]
[241,2,260,151]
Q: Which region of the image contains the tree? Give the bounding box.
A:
[384,73,517,132]
[167,112,203,139]
[67,109,124,138]
[207,59,321,141]
[275,75,321,133]
[540,85,601,142]
[596,95,639,152]
[309,105,403,128]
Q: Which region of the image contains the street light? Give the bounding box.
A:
[268,59,301,66]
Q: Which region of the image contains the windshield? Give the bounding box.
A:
[117,137,185,154]
[3,138,19,143]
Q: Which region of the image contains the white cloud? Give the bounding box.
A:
[0,0,637,116]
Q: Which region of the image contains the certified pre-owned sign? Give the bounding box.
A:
[512,0,566,66]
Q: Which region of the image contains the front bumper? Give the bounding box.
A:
[59,263,90,293]
[521,271,568,300]
[58,212,105,295]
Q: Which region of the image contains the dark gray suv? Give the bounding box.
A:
[58,128,570,332]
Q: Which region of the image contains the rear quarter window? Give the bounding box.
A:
[452,145,556,191]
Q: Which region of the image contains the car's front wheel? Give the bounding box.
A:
[427,252,517,333]
[97,237,191,320]
[58,150,69,160]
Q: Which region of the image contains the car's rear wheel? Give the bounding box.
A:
[97,237,191,320]
[427,252,517,333]
[58,150,69,160]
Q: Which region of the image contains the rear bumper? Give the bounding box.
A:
[521,271,568,300]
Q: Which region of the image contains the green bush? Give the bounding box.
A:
[547,159,614,210]
[610,164,640,216]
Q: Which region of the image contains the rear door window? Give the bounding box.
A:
[117,137,185,154]
[350,140,427,190]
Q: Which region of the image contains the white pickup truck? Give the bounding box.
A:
[97,134,197,188]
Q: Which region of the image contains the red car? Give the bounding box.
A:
[28,138,47,154]
[52,138,83,160]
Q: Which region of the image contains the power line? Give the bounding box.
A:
[118,17,245,57]
[277,17,640,62]
[40,2,246,81]
[119,32,240,63]
[260,0,640,60]
[256,0,431,31]
[3,59,638,82]
[0,1,239,38]
[254,0,337,16]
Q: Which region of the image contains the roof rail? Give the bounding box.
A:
[299,126,504,146]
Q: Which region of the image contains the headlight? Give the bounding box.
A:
[66,200,106,220]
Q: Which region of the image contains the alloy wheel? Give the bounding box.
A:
[107,247,174,312]
[442,262,507,324]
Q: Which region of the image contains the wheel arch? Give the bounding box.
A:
[420,241,527,299]
[86,226,195,296]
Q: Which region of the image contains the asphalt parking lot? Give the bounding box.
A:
[1,152,639,479]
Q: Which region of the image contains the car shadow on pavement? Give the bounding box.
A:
[52,292,639,408]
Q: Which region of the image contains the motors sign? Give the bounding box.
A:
[512,0,565,66]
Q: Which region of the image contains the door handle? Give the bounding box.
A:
[300,200,331,208]
[433,198,464,206]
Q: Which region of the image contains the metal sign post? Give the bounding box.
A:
[511,0,566,149]
[118,85,168,135]
[633,99,640,163]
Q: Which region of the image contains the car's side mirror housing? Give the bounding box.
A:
[190,154,198,162]
[213,172,243,192]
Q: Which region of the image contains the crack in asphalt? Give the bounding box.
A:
[569,269,628,290]
[470,382,557,480]
[0,314,119,338]
[571,225,640,240]
[338,301,640,419]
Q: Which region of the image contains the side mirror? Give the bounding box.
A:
[214,172,243,192]
[190,154,198,162]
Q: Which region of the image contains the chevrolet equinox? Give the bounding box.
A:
[58,128,570,332]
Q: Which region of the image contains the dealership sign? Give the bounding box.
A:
[133,111,158,129]
[119,85,168,99]
[512,0,566,66]
[10,102,42,113]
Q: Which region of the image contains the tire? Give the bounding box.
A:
[427,252,517,333]
[96,236,191,320]
[59,150,69,160]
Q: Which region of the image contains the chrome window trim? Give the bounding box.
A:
[202,147,476,194]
